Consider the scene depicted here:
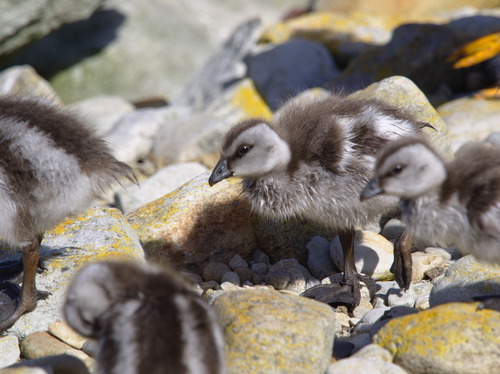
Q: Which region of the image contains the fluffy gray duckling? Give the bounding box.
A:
[361,137,500,265]
[0,96,136,331]
[208,94,429,306]
[64,261,226,374]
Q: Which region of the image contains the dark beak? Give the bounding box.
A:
[209,159,233,186]
[360,178,384,201]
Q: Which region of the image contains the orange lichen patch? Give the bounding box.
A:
[447,32,500,69]
[231,79,272,119]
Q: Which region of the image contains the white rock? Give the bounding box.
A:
[118,162,208,213]
[0,335,20,367]
[105,105,191,164]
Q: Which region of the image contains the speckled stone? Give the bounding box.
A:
[0,335,20,368]
[212,288,338,374]
[429,255,500,307]
[1,207,145,339]
[374,302,500,374]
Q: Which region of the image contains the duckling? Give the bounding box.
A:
[209,94,429,306]
[64,261,226,374]
[361,137,500,265]
[0,96,136,331]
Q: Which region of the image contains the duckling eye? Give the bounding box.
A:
[390,164,405,176]
[237,145,251,157]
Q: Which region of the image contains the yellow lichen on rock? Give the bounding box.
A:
[374,302,500,374]
[231,79,272,119]
[212,288,338,374]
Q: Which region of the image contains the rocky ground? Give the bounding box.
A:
[0,1,500,373]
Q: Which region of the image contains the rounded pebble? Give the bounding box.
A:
[202,262,231,282]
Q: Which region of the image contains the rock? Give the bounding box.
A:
[104,105,191,164]
[9,1,296,103]
[118,162,208,213]
[429,255,500,307]
[48,321,87,350]
[172,18,262,111]
[200,281,220,292]
[69,95,135,136]
[252,250,271,265]
[245,38,341,110]
[412,282,434,310]
[233,267,253,284]
[372,281,400,308]
[387,285,417,308]
[202,262,232,283]
[380,218,406,243]
[0,335,20,368]
[330,230,395,281]
[126,172,255,272]
[212,288,338,374]
[316,0,500,22]
[220,271,241,286]
[0,0,103,57]
[251,262,268,275]
[369,306,419,337]
[126,171,337,273]
[0,66,62,105]
[260,11,392,64]
[350,75,452,159]
[327,344,409,374]
[410,252,444,283]
[336,16,500,104]
[20,332,90,364]
[353,306,390,335]
[3,354,90,374]
[373,302,500,374]
[437,96,500,151]
[306,236,338,280]
[1,207,145,338]
[228,254,249,270]
[424,246,453,262]
[265,258,319,293]
[152,78,272,166]
[485,131,500,147]
[340,333,373,355]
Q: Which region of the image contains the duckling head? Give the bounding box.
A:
[209,119,291,186]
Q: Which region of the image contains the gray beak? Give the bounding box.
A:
[360,178,384,201]
[209,159,233,186]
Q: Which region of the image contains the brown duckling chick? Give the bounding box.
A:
[64,261,226,374]
[0,96,136,331]
[361,138,500,310]
[209,94,430,307]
